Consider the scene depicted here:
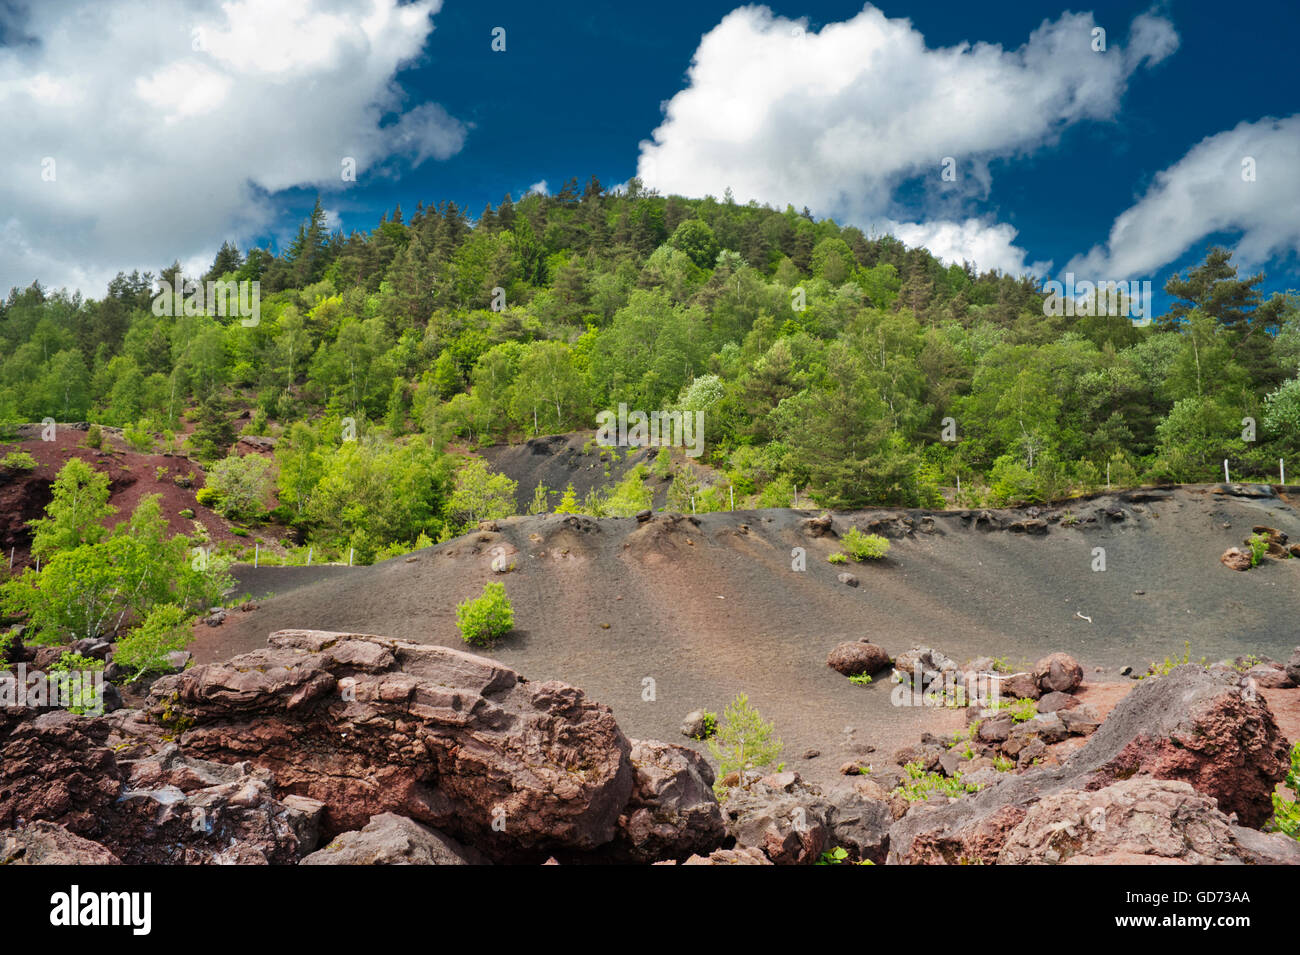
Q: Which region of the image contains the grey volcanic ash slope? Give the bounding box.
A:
[203,485,1300,783]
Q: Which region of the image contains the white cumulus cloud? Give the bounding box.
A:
[637,4,1178,275]
[1067,114,1300,281]
[0,0,466,296]
[887,218,1051,278]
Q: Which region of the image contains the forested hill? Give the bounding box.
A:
[2,178,1298,562]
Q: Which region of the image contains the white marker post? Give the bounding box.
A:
[729,486,734,511]
[1224,459,1230,483]
[348,547,354,567]
[1282,459,1286,485]
[306,546,313,566]
[254,543,259,568]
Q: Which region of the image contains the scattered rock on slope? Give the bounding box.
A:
[888,664,1289,863]
[827,640,892,677]
[1034,652,1084,693]
[1220,547,1252,571]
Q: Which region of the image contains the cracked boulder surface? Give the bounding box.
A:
[147,629,637,859]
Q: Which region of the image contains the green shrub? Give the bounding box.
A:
[893,761,983,802]
[653,447,672,479]
[49,651,106,715]
[984,697,1039,722]
[841,527,890,561]
[827,552,848,564]
[50,651,104,672]
[195,486,222,509]
[756,475,795,508]
[28,457,114,561]
[527,482,551,515]
[0,450,36,470]
[1248,532,1269,567]
[113,604,196,682]
[849,673,873,686]
[455,582,514,647]
[0,629,16,670]
[179,508,194,519]
[123,421,154,452]
[84,424,103,449]
[231,526,249,537]
[1142,641,1209,679]
[1269,742,1300,840]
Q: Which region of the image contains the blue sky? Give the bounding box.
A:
[2,0,1297,312]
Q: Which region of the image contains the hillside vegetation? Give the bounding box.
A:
[2,179,1298,564]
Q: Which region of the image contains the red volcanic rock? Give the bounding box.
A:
[0,821,121,865]
[903,804,1028,866]
[147,629,636,857]
[613,739,725,862]
[1220,547,1252,571]
[999,779,1254,865]
[1086,667,1288,827]
[301,813,489,865]
[826,641,892,677]
[0,712,321,864]
[889,665,1290,862]
[1034,652,1083,694]
[0,711,123,836]
[681,846,773,865]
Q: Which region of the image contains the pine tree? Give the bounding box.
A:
[707,693,783,783]
[553,481,579,514]
[289,197,331,287]
[204,241,244,282]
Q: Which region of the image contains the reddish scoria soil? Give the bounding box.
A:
[0,426,251,571]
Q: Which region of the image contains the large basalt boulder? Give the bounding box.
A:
[998,779,1248,865]
[722,783,828,865]
[721,775,889,864]
[301,813,489,865]
[1288,647,1300,687]
[1227,824,1300,865]
[613,739,725,862]
[826,641,891,677]
[0,821,121,865]
[147,630,636,858]
[1084,666,1288,826]
[889,665,1289,863]
[1243,662,1293,688]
